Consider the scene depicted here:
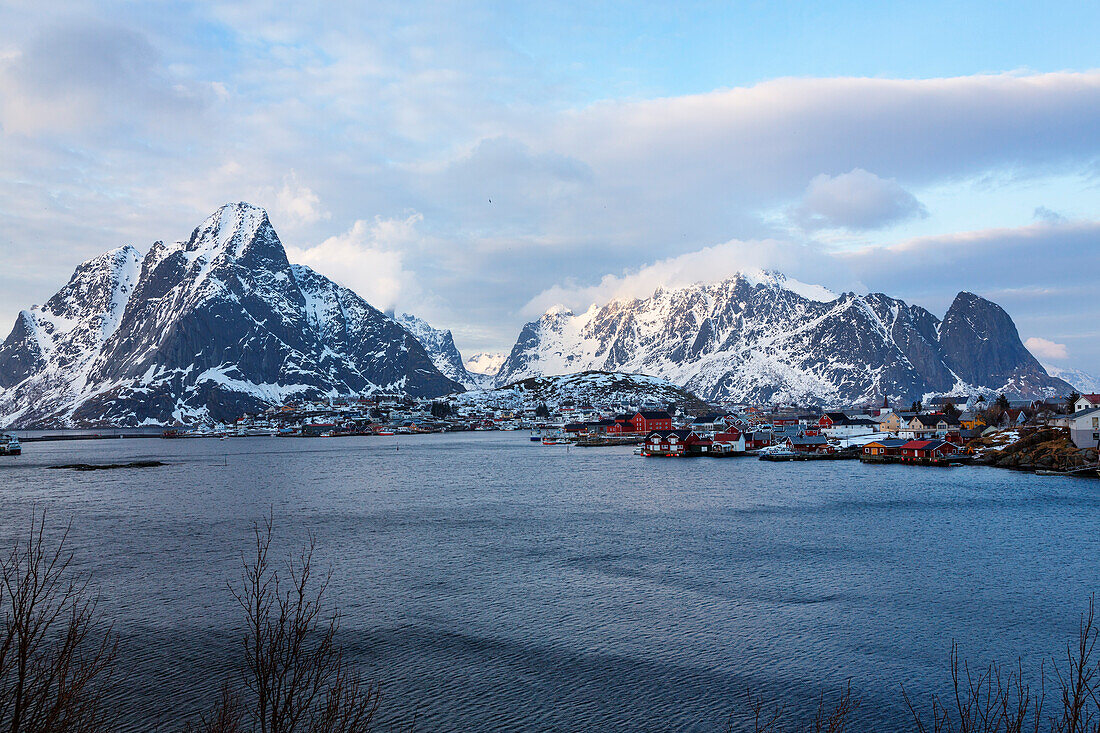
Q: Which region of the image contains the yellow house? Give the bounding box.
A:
[960,413,985,430]
[876,411,902,433]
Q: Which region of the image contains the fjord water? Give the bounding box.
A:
[1,434,1098,731]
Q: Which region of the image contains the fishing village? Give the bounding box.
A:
[7,389,1099,477]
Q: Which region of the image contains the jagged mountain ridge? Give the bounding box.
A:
[495,271,1071,405]
[0,203,463,427]
[393,312,491,389]
[1042,364,1100,394]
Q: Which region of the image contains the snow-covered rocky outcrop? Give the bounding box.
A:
[0,203,463,427]
[496,271,1072,405]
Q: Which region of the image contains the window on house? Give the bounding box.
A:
[1093,418,1099,429]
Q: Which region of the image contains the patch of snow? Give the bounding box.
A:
[465,351,507,376]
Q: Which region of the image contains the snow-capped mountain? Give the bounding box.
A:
[0,203,463,428]
[1042,364,1100,394]
[496,271,1071,405]
[465,351,507,377]
[393,312,490,389]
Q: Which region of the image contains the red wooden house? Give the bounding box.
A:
[642,429,697,456]
[611,414,637,434]
[899,439,960,462]
[712,427,745,453]
[745,431,771,450]
[713,426,741,442]
[632,411,672,433]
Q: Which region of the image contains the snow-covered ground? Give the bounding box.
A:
[450,371,701,412]
[831,431,893,449]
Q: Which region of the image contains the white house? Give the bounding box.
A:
[1074,394,1100,413]
[821,414,877,438]
[712,429,746,454]
[1069,407,1100,449]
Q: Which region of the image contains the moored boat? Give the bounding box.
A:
[0,433,21,456]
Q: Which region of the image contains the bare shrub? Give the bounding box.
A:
[904,597,1100,733]
[0,510,118,733]
[194,515,380,733]
[726,682,858,732]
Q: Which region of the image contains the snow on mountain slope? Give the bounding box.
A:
[0,203,463,427]
[496,274,1072,406]
[1043,364,1100,393]
[393,312,486,389]
[0,245,141,426]
[465,351,506,377]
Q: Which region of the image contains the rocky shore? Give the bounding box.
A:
[973,428,1098,474]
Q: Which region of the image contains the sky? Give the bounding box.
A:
[1,1,1099,370]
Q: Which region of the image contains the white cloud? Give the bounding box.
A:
[523,237,834,315]
[271,172,330,227]
[790,169,927,230]
[285,213,424,311]
[1025,337,1069,360]
[526,219,1100,360]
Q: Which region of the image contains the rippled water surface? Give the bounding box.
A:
[1,433,1098,731]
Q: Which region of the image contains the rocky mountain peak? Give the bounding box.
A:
[0,204,462,427]
[179,202,287,274]
[939,290,1046,387]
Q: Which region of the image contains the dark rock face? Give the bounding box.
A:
[496,273,1073,405]
[0,203,462,427]
[938,292,1056,395]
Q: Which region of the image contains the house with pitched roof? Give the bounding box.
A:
[1074,394,1100,413]
[1069,407,1100,449]
[861,438,908,461]
[642,429,710,456]
[899,439,961,462]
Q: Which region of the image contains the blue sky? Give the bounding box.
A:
[1,1,1099,373]
[500,1,1100,97]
